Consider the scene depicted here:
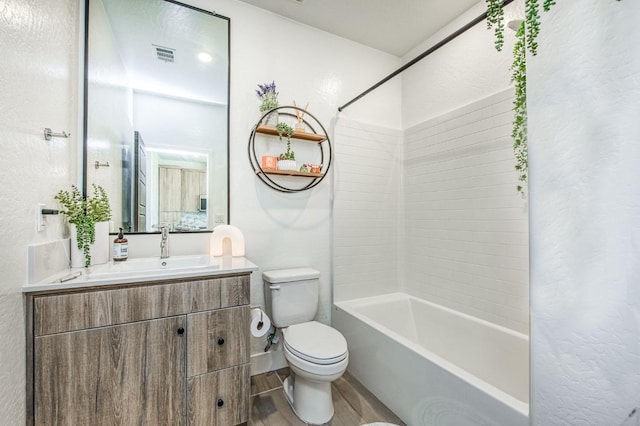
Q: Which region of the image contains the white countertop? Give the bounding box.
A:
[23,256,258,293]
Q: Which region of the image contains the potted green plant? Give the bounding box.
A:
[256,81,279,126]
[276,123,296,171]
[55,184,112,267]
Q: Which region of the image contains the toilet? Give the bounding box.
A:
[263,268,348,425]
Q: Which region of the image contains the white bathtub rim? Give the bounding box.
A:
[334,292,529,417]
[337,292,529,342]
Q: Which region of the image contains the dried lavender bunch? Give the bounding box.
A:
[256,81,279,112]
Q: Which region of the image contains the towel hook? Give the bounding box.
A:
[44,128,70,141]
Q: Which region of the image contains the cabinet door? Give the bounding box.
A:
[187,365,250,426]
[181,169,202,212]
[187,306,250,377]
[35,316,186,425]
[159,166,182,211]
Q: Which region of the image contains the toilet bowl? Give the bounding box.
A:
[262,268,349,425]
[282,321,348,424]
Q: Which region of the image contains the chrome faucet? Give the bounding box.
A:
[160,226,170,259]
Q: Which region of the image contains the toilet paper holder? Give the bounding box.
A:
[251,305,265,328]
[249,305,265,336]
[249,305,264,322]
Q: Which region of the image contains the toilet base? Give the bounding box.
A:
[283,374,334,425]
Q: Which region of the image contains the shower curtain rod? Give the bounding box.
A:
[337,0,515,112]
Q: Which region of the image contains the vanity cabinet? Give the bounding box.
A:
[35,316,186,425]
[26,274,251,426]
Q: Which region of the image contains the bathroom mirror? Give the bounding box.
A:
[84,0,229,233]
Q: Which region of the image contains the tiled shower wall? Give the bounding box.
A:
[333,118,402,302]
[403,88,529,334]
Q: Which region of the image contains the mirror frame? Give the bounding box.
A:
[81,0,231,233]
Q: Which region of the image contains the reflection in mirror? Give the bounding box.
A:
[85,0,229,233]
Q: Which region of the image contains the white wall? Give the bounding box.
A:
[402,0,523,128]
[0,0,80,421]
[528,0,640,424]
[333,118,402,302]
[403,89,529,334]
[399,0,529,334]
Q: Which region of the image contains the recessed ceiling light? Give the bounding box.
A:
[197,52,213,63]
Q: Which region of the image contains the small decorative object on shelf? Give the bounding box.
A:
[277,158,297,171]
[308,164,322,174]
[261,155,277,170]
[300,164,309,173]
[293,100,309,132]
[276,122,295,160]
[256,80,279,126]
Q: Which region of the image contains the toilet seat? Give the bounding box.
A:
[283,321,348,365]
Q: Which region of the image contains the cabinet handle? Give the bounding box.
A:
[217,337,225,346]
[217,398,224,407]
[177,327,185,335]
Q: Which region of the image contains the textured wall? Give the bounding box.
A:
[403,89,529,334]
[333,118,402,302]
[401,0,524,128]
[0,0,79,422]
[528,0,640,424]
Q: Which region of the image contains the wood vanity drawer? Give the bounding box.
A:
[34,281,191,336]
[187,306,250,377]
[33,275,249,336]
[187,364,250,426]
[189,275,249,312]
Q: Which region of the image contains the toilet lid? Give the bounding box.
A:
[284,321,348,365]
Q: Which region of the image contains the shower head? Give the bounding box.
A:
[507,19,524,31]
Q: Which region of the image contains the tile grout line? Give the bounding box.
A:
[251,385,284,398]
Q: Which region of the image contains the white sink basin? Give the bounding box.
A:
[24,256,258,292]
[83,255,218,280]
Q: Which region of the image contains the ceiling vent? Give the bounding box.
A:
[154,46,175,63]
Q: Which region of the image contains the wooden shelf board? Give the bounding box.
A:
[256,168,324,178]
[256,125,326,143]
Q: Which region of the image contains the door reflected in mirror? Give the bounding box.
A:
[85,0,229,233]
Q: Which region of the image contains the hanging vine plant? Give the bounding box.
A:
[512,21,527,194]
[486,0,557,196]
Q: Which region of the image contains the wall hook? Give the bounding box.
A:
[94,161,110,169]
[44,128,70,141]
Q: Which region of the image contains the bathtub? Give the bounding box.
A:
[333,293,529,426]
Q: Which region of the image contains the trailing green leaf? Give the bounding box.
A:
[486,0,506,51]
[543,0,556,12]
[511,21,528,196]
[486,0,557,194]
[276,122,296,161]
[525,0,541,55]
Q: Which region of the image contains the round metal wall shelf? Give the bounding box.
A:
[248,105,332,193]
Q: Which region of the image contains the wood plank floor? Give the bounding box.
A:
[250,368,405,426]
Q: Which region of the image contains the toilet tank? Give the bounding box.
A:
[263,268,320,327]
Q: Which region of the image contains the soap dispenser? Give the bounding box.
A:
[113,228,128,261]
